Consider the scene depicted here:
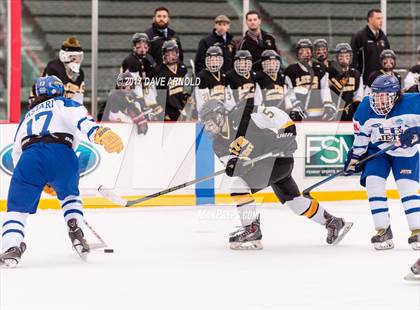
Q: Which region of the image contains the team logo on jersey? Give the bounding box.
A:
[0,142,100,177]
[394,118,404,126]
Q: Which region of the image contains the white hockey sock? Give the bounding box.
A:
[231,193,258,226]
[396,179,420,231]
[60,195,84,230]
[286,196,327,225]
[1,212,28,252]
[366,176,389,230]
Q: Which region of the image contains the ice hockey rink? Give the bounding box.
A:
[1,200,419,310]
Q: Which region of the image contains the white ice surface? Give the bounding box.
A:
[1,201,419,310]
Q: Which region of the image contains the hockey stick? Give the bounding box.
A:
[98,149,282,207]
[83,219,108,249]
[302,143,395,198]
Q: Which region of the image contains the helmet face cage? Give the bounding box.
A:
[314,40,328,62]
[163,48,179,64]
[262,58,280,75]
[369,92,397,115]
[234,58,252,76]
[336,52,352,67]
[202,112,225,136]
[205,55,224,72]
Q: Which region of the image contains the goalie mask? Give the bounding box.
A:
[116,72,136,91]
[234,50,252,76]
[314,38,328,62]
[205,46,224,73]
[162,40,179,65]
[199,99,227,136]
[335,43,353,68]
[132,32,150,58]
[369,75,400,115]
[59,36,84,74]
[296,38,313,63]
[380,49,396,72]
[261,50,281,75]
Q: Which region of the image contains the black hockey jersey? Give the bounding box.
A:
[226,70,256,106]
[121,52,156,79]
[284,61,332,118]
[329,66,363,121]
[254,71,287,108]
[196,69,227,110]
[154,62,189,121]
[42,59,85,101]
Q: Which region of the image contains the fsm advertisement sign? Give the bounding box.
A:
[305,134,354,177]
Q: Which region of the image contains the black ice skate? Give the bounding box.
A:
[229,216,263,250]
[408,229,420,250]
[371,226,394,250]
[0,242,26,268]
[324,212,353,245]
[404,258,420,281]
[67,218,90,260]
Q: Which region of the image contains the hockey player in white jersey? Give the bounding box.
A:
[344,74,420,250]
[0,76,124,267]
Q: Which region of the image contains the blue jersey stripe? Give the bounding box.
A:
[405,207,420,215]
[369,197,387,202]
[401,195,420,203]
[371,208,389,215]
[2,229,24,238]
[62,199,82,208]
[63,209,84,218]
[2,220,24,228]
[87,126,99,140]
[77,117,89,131]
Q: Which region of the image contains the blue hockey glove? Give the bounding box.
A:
[399,127,420,148]
[343,149,364,175]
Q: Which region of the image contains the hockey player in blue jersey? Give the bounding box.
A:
[344,74,420,250]
[0,76,124,267]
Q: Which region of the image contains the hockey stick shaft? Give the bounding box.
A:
[302,144,395,197]
[99,150,281,207]
[83,219,108,248]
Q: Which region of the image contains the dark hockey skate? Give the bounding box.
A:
[404,258,420,281]
[0,242,26,268]
[67,218,90,260]
[229,216,263,250]
[371,226,394,250]
[324,212,353,245]
[408,229,420,250]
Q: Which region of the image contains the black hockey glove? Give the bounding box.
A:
[225,157,254,177]
[289,100,307,121]
[322,103,337,121]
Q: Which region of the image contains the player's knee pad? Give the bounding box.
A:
[271,177,300,204]
[365,176,387,198]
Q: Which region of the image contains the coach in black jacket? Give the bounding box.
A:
[238,10,277,72]
[350,9,390,83]
[194,15,236,74]
[145,6,184,65]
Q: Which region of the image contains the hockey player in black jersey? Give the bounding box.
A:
[195,46,228,111]
[313,38,333,69]
[102,72,163,134]
[284,39,335,121]
[365,49,402,95]
[121,33,156,80]
[154,40,191,121]
[199,99,353,250]
[328,43,363,121]
[226,50,258,110]
[254,50,290,110]
[36,36,85,104]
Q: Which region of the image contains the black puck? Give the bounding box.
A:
[104,248,114,253]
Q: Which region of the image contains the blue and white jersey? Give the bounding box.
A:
[12,96,99,166]
[353,93,420,157]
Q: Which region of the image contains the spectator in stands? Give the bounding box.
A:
[194,15,236,74]
[238,10,278,72]
[35,36,85,105]
[145,7,184,65]
[404,45,420,91]
[350,8,390,84]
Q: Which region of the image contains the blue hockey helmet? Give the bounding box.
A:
[35,75,65,97]
[369,75,400,115]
